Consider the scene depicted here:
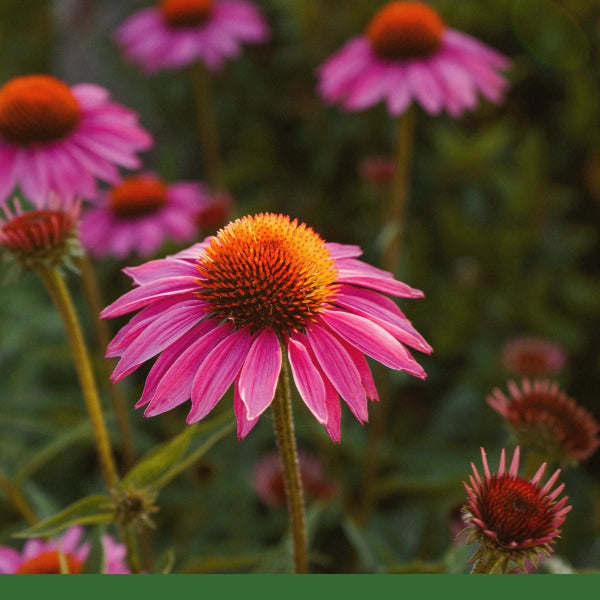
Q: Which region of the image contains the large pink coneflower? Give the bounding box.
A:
[488,379,600,466]
[460,446,571,574]
[0,526,129,574]
[100,213,432,442]
[115,0,270,74]
[0,74,152,205]
[317,1,510,117]
[79,173,211,259]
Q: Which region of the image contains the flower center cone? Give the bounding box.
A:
[108,176,168,218]
[195,213,338,334]
[16,550,83,574]
[366,1,445,61]
[159,0,214,27]
[0,75,81,146]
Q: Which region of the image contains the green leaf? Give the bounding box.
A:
[152,548,176,574]
[14,494,114,539]
[119,410,235,493]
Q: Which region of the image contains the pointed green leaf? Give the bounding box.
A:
[81,524,107,574]
[119,410,235,493]
[14,494,114,539]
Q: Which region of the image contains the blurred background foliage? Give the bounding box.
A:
[1,0,599,573]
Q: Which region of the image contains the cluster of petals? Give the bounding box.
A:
[100,214,432,442]
[461,446,571,571]
[115,0,270,74]
[0,526,129,574]
[316,1,510,117]
[0,75,152,205]
[79,173,212,259]
[488,379,600,464]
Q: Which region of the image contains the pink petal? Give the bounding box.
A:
[305,323,368,422]
[234,380,260,439]
[143,320,232,414]
[287,335,328,424]
[320,310,426,378]
[187,328,253,423]
[238,329,282,420]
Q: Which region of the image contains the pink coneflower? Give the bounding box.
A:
[488,379,600,465]
[460,447,571,573]
[317,1,510,117]
[0,195,82,271]
[115,0,270,74]
[79,173,211,259]
[0,526,130,574]
[100,213,432,442]
[0,74,152,205]
[501,336,567,377]
[194,189,233,233]
[253,451,338,508]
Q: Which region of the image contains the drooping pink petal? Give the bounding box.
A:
[234,380,260,439]
[187,328,253,423]
[238,329,282,420]
[319,310,426,378]
[287,334,328,424]
[305,323,368,422]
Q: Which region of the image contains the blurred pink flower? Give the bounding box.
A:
[79,173,210,259]
[488,379,600,465]
[0,526,130,574]
[501,336,567,377]
[316,1,510,117]
[0,74,152,205]
[253,451,338,508]
[358,155,396,185]
[100,213,432,442]
[115,0,270,74]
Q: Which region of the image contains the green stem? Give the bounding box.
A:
[470,552,504,574]
[357,109,417,525]
[190,61,225,190]
[382,106,416,276]
[35,267,144,573]
[270,353,308,574]
[37,266,120,492]
[77,252,136,472]
[0,468,38,525]
[522,449,553,480]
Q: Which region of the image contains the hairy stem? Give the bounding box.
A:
[271,354,308,574]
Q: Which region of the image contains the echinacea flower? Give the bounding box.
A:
[0,195,82,273]
[317,1,510,117]
[501,336,567,377]
[79,173,211,259]
[100,213,432,442]
[487,379,600,465]
[0,74,153,204]
[253,450,338,508]
[460,446,571,573]
[0,526,130,574]
[115,0,270,74]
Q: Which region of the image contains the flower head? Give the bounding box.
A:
[316,1,510,117]
[115,0,270,74]
[501,336,567,377]
[0,74,152,204]
[253,450,338,508]
[488,379,600,465]
[0,526,130,574]
[460,446,571,573]
[79,173,211,259]
[100,213,432,442]
[1,195,82,274]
